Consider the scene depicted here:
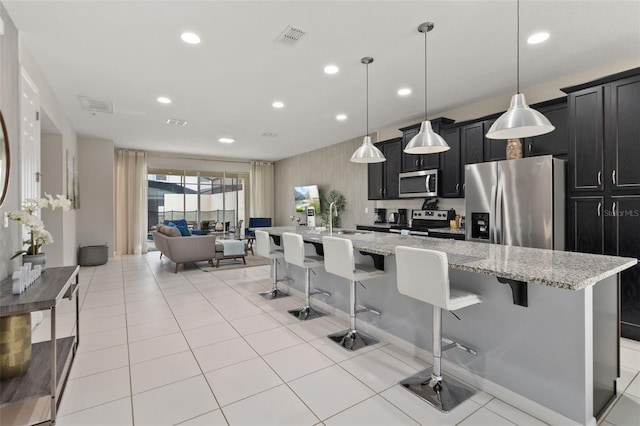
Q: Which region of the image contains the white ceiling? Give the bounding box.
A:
[4,1,640,161]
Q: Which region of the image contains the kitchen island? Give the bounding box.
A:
[262,226,636,426]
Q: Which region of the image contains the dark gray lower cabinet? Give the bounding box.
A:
[609,195,640,340]
[569,196,605,255]
[570,194,640,340]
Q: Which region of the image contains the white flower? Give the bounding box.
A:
[46,193,72,211]
[34,228,54,245]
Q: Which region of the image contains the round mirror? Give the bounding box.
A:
[0,110,9,207]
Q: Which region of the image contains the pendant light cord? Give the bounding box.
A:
[366,62,369,136]
[424,29,428,121]
[516,0,520,93]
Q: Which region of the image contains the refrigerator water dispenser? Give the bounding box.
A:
[471,212,490,240]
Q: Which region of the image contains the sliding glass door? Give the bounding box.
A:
[148,169,248,233]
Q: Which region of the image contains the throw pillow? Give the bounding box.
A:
[167,220,190,236]
[164,226,182,237]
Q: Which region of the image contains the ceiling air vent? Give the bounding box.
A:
[275,25,307,46]
[78,96,113,114]
[166,118,188,126]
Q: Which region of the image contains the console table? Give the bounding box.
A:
[0,265,80,425]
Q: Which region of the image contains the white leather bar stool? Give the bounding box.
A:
[282,232,330,320]
[395,246,482,413]
[255,230,289,300]
[322,236,384,351]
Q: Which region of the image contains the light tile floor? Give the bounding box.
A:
[22,254,640,425]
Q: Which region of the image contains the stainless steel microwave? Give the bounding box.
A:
[399,170,438,198]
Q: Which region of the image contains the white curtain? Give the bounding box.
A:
[114,149,148,255]
[249,161,274,218]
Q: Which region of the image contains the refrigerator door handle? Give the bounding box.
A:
[597,202,602,217]
[612,170,617,185]
[612,201,617,216]
[490,184,497,244]
[597,171,602,186]
[496,182,503,245]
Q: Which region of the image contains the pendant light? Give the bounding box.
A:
[404,22,450,155]
[350,57,386,163]
[485,0,554,139]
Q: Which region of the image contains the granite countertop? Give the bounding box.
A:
[263,226,637,291]
[428,227,466,235]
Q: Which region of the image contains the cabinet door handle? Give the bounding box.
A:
[463,183,466,193]
[612,202,617,216]
[455,183,459,192]
[597,202,601,217]
[415,159,419,168]
[528,143,532,153]
[420,158,424,167]
[597,171,602,186]
[379,188,383,195]
[612,170,616,185]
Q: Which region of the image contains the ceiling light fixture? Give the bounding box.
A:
[398,88,412,96]
[180,32,201,44]
[527,31,549,44]
[218,137,235,143]
[350,57,385,163]
[324,65,339,74]
[157,96,172,104]
[485,1,554,139]
[336,114,347,121]
[272,101,284,108]
[404,22,450,155]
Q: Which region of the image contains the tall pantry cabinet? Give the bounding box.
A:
[564,68,640,340]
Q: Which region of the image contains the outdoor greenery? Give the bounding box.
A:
[319,189,346,228]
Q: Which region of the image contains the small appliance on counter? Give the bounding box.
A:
[306,206,316,229]
[388,212,398,225]
[397,209,409,227]
[374,208,387,224]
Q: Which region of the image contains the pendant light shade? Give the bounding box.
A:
[350,136,386,163]
[485,0,554,140]
[350,57,386,163]
[404,22,450,155]
[485,93,555,139]
[404,120,450,154]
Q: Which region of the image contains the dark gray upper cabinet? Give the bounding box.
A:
[367,138,402,200]
[563,69,640,193]
[400,118,453,173]
[439,126,462,198]
[483,118,507,162]
[606,75,640,192]
[523,101,568,158]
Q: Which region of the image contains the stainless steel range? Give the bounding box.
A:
[389,209,450,236]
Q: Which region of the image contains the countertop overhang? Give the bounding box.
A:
[262,226,637,291]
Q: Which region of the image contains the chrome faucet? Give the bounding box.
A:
[329,201,338,235]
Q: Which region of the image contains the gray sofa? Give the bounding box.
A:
[152,227,246,272]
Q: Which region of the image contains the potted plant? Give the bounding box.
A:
[7,193,71,268]
[319,189,347,228]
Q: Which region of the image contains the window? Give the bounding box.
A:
[148,169,248,232]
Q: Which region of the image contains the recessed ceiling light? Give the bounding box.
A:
[527,32,550,44]
[218,137,235,143]
[336,114,347,121]
[324,65,339,74]
[272,101,284,108]
[181,32,201,44]
[398,88,412,96]
[262,132,278,137]
[157,96,172,104]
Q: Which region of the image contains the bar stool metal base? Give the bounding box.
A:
[328,329,378,351]
[400,367,475,413]
[287,306,324,321]
[259,288,289,300]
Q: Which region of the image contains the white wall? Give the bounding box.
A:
[0,3,23,278]
[77,137,114,255]
[40,132,65,266]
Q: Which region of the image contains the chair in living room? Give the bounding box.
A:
[245,217,272,238]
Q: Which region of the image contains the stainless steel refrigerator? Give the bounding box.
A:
[465,155,565,250]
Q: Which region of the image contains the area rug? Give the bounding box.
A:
[198,255,270,272]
